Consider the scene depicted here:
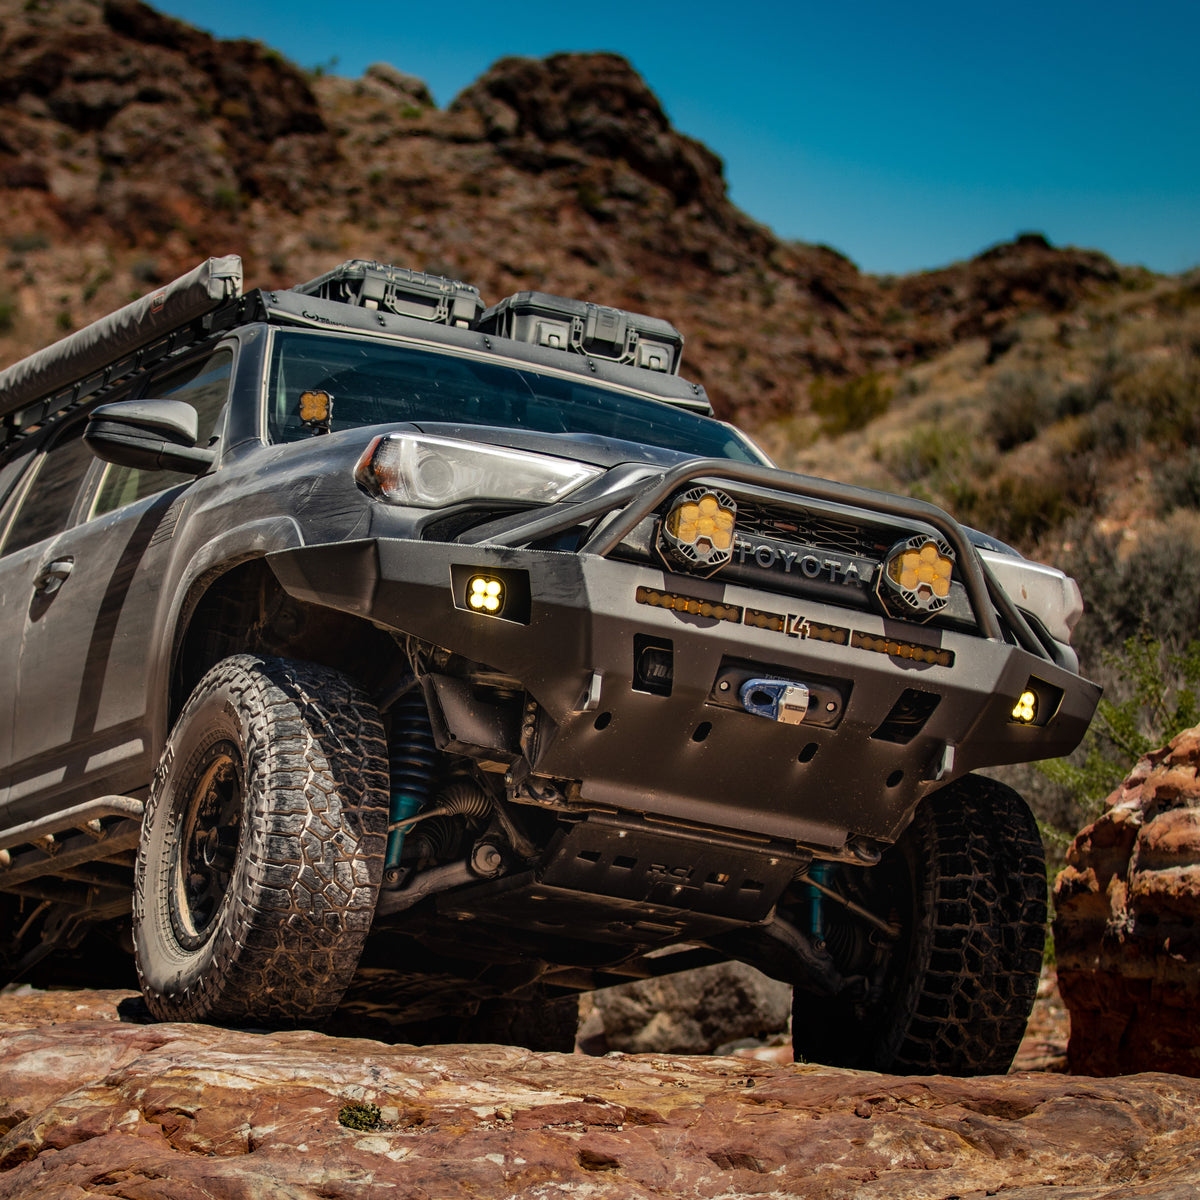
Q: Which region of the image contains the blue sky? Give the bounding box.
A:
[152,0,1199,276]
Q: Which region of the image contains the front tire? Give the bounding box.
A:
[791,775,1046,1075]
[133,654,389,1025]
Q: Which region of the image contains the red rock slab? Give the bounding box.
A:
[1,990,1199,1198]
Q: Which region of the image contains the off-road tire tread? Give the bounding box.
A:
[885,775,1047,1074]
[792,774,1046,1076]
[134,653,389,1026]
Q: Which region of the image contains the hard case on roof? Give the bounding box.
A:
[293,260,483,328]
[479,291,684,375]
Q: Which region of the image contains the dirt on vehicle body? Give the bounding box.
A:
[0,258,1100,1072]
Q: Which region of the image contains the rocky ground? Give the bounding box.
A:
[2,977,1196,1199]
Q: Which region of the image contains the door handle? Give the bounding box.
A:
[33,557,74,596]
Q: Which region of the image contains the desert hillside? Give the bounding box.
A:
[0,0,1133,433]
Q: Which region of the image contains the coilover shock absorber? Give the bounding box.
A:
[386,692,437,872]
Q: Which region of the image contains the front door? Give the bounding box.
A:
[0,346,233,826]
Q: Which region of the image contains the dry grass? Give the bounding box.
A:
[760,271,1200,577]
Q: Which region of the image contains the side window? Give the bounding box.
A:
[0,443,37,514]
[92,347,233,517]
[0,425,95,557]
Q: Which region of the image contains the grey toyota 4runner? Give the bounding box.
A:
[0,257,1099,1072]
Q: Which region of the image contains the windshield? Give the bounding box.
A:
[266,330,761,463]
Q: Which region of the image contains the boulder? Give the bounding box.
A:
[584,962,791,1055]
[1053,725,1200,1076]
[450,52,728,212]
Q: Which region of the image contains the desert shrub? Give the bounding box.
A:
[82,268,113,304]
[1128,352,1200,443]
[809,372,891,435]
[1053,356,1119,418]
[1068,340,1200,452]
[1074,398,1152,454]
[337,1102,382,1130]
[984,369,1058,450]
[1154,450,1200,514]
[1039,637,1200,824]
[306,55,340,79]
[1059,515,1200,669]
[947,471,1073,547]
[5,232,48,253]
[130,258,161,285]
[878,423,956,485]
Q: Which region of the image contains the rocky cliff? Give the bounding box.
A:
[1055,724,1200,1077]
[0,0,1129,428]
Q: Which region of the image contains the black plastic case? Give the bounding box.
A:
[479,291,684,374]
[294,260,483,328]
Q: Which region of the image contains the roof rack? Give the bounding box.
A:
[1,257,713,451]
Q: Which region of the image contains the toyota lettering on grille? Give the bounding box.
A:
[733,537,867,586]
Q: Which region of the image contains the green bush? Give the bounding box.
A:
[1039,636,1200,822]
[337,1102,382,1131]
[809,372,892,435]
[984,369,1058,451]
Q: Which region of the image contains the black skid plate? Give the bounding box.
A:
[434,813,807,946]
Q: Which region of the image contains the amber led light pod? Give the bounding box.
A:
[657,486,737,577]
[878,535,955,621]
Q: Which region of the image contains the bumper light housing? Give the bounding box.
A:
[657,487,737,577]
[878,536,955,621]
[467,574,505,613]
[450,564,531,624]
[1009,676,1063,726]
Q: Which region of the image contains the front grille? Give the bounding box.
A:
[732,497,894,560]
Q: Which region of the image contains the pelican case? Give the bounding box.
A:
[478,291,684,374]
[294,260,484,328]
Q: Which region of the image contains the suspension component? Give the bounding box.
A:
[435,780,492,821]
[386,692,438,871]
[389,779,495,864]
[806,861,835,948]
[470,841,505,878]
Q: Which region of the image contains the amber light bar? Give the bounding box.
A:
[635,586,742,623]
[851,631,954,667]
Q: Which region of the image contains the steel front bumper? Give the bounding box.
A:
[269,537,1100,854]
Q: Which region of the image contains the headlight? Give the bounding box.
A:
[354,433,601,508]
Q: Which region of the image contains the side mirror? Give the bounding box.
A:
[84,399,216,475]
